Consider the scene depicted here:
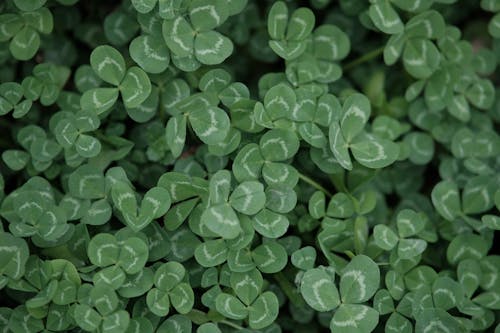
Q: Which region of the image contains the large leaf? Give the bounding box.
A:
[340,255,380,303]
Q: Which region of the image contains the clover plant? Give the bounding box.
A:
[0,0,499,332]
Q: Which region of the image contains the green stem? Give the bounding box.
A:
[298,173,333,197]
[273,271,305,307]
[343,46,385,71]
[220,320,245,330]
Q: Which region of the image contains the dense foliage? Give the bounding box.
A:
[0,0,499,332]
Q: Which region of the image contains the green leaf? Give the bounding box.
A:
[93,266,126,290]
[374,289,394,315]
[162,17,195,57]
[13,0,47,11]
[230,269,263,305]
[230,181,266,215]
[369,0,404,34]
[396,209,426,238]
[166,114,187,158]
[202,203,241,239]
[189,106,231,145]
[446,233,489,265]
[431,180,461,221]
[248,291,279,329]
[300,267,340,311]
[404,132,435,165]
[197,323,221,333]
[489,12,500,38]
[385,312,412,333]
[82,199,112,225]
[75,134,101,158]
[263,83,296,119]
[74,304,101,331]
[466,79,495,110]
[291,246,316,270]
[112,182,137,216]
[286,8,315,41]
[340,255,380,303]
[120,66,152,109]
[432,276,464,310]
[139,186,171,220]
[232,143,265,182]
[415,309,462,333]
[117,237,149,274]
[2,150,30,171]
[209,170,231,205]
[405,10,446,39]
[252,209,289,238]
[308,191,326,219]
[157,314,192,333]
[373,225,398,251]
[91,284,119,315]
[350,133,399,169]
[483,215,500,230]
[329,121,352,170]
[462,176,495,215]
[101,310,130,333]
[313,24,350,61]
[0,14,24,41]
[215,293,248,320]
[68,165,105,199]
[327,193,354,218]
[397,238,427,259]
[129,35,170,74]
[330,304,379,333]
[252,241,288,274]
[154,261,185,291]
[22,7,53,34]
[87,233,120,267]
[403,39,440,79]
[0,232,29,279]
[262,162,298,187]
[259,129,300,161]
[194,31,234,65]
[265,184,297,214]
[131,0,156,13]
[80,87,119,114]
[268,1,288,40]
[147,288,170,316]
[189,0,228,31]
[473,291,500,310]
[170,283,195,313]
[10,27,40,60]
[199,69,231,94]
[340,93,371,142]
[299,122,327,148]
[457,259,482,297]
[269,40,307,60]
[195,239,228,267]
[90,45,126,85]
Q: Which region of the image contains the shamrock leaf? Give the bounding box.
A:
[340,255,380,303]
[330,304,379,333]
[300,267,340,311]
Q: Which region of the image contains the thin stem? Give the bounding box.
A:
[343,46,385,71]
[273,271,305,307]
[298,172,333,197]
[220,320,245,330]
